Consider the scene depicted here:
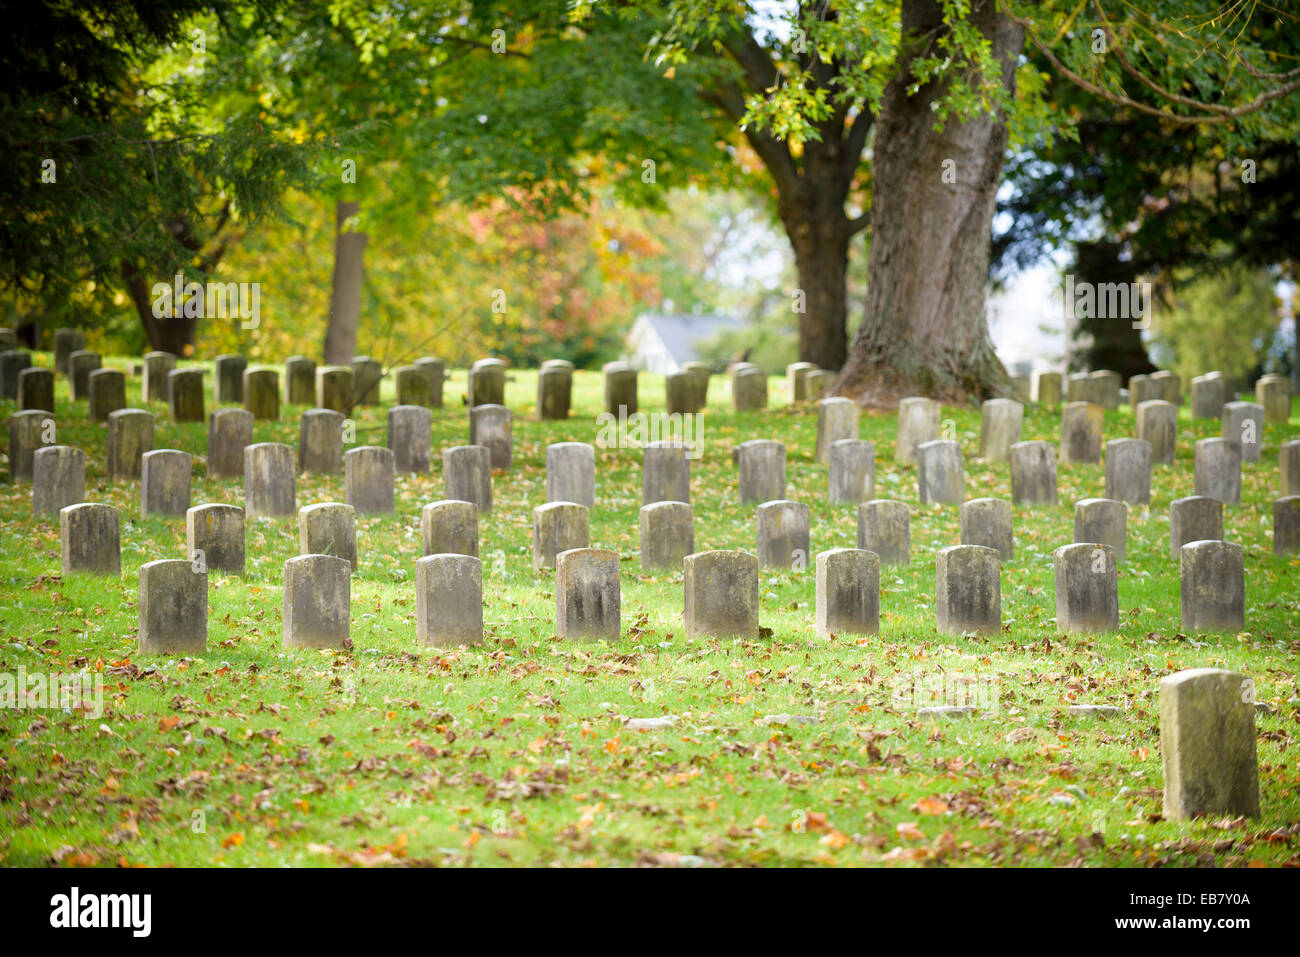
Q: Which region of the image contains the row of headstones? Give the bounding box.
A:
[1031,367,1292,420]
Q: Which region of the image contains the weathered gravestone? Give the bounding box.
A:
[1150,369,1180,405]
[53,328,85,376]
[1074,498,1127,562]
[979,398,1023,463]
[1283,440,1300,497]
[1060,402,1104,465]
[17,367,54,412]
[1169,495,1223,557]
[1180,540,1244,631]
[394,365,435,408]
[756,500,810,570]
[214,354,246,404]
[414,357,446,408]
[316,365,353,415]
[60,503,120,576]
[207,408,253,480]
[443,445,492,514]
[537,362,572,420]
[417,554,483,647]
[1053,542,1118,634]
[1194,437,1241,505]
[1222,401,1263,463]
[9,411,55,482]
[68,350,101,400]
[167,368,205,423]
[469,404,512,470]
[732,367,767,411]
[420,500,477,557]
[351,356,383,406]
[187,504,245,574]
[639,501,693,571]
[935,545,1000,635]
[533,502,590,570]
[299,409,345,475]
[683,550,758,638]
[1255,373,1291,424]
[1135,399,1177,465]
[87,367,126,422]
[138,559,206,654]
[1104,438,1152,505]
[1090,370,1122,409]
[467,358,505,408]
[643,441,690,505]
[815,548,879,637]
[143,351,176,403]
[556,548,621,641]
[857,500,910,565]
[916,439,964,505]
[828,439,875,504]
[1272,496,1300,555]
[1159,669,1259,820]
[244,442,296,518]
[141,449,192,517]
[895,396,939,465]
[1128,374,1161,410]
[284,356,316,404]
[960,497,1013,561]
[0,349,32,400]
[299,503,357,571]
[737,439,786,504]
[1009,440,1058,506]
[1033,370,1062,410]
[106,409,154,480]
[546,442,595,509]
[283,555,350,649]
[32,446,85,516]
[665,372,693,416]
[786,362,815,403]
[603,362,637,416]
[1190,372,1227,419]
[243,368,280,421]
[345,446,395,515]
[388,405,432,473]
[814,397,859,465]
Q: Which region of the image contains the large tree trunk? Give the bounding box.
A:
[124,262,197,356]
[783,182,852,371]
[324,200,367,365]
[1070,240,1157,379]
[834,0,1022,407]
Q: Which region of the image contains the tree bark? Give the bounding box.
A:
[1070,240,1157,379]
[124,262,197,356]
[324,200,367,365]
[834,0,1022,407]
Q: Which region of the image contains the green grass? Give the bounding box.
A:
[2,357,1298,868]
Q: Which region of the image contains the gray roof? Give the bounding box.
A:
[637,313,745,362]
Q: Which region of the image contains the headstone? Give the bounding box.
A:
[533,502,590,570]
[1190,373,1226,420]
[828,439,875,504]
[915,439,964,505]
[1273,496,1300,555]
[141,449,191,517]
[17,367,54,412]
[1170,495,1224,557]
[32,446,84,516]
[68,350,101,400]
[214,354,246,404]
[142,351,176,403]
[299,502,357,570]
[388,405,432,473]
[0,349,32,399]
[1150,369,1180,405]
[8,411,55,482]
[603,362,637,416]
[1128,374,1161,410]
[756,500,810,570]
[979,398,1023,462]
[732,367,767,411]
[1009,441,1058,506]
[1104,438,1152,505]
[316,365,353,415]
[895,397,939,464]
[107,409,154,480]
[815,397,859,465]
[935,545,1001,635]
[0,328,13,348]
[1222,401,1264,463]
[683,550,758,638]
[87,367,126,422]
[1066,372,1098,405]
[643,441,690,504]
[187,504,244,574]
[1090,369,1122,409]
[1194,437,1241,505]
[167,368,205,423]
[395,364,435,408]
[546,442,595,509]
[1283,440,1300,497]
[138,559,206,654]
[1053,542,1118,634]
[60,503,120,576]
[856,500,911,565]
[802,369,835,397]
[1255,373,1291,424]
[1074,498,1127,562]
[443,445,492,514]
[537,363,572,420]
[737,439,786,504]
[665,372,693,415]
[53,328,85,376]
[351,356,383,406]
[414,357,446,408]
[681,361,711,411]
[815,548,879,636]
[1059,401,1104,465]
[639,501,694,571]
[244,442,296,518]
[1180,540,1244,631]
[345,446,395,515]
[556,548,621,641]
[299,408,345,474]
[960,497,1013,560]
[467,358,505,408]
[1159,668,1259,820]
[421,500,478,557]
[282,555,351,649]
[207,408,253,479]
[1033,370,1062,409]
[469,404,512,469]
[786,362,816,403]
[417,554,483,646]
[1136,399,1177,465]
[243,368,280,421]
[284,356,316,404]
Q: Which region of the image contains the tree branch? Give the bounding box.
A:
[701,81,802,199]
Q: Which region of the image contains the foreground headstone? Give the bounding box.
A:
[68,350,101,400]
[316,365,353,415]
[935,545,1000,635]
[467,358,505,408]
[388,405,432,473]
[214,354,247,404]
[960,498,1013,560]
[1053,543,1118,634]
[299,408,345,474]
[684,551,758,638]
[1169,495,1223,557]
[443,445,492,513]
[53,328,85,376]
[395,364,435,408]
[1190,373,1227,419]
[284,356,316,404]
[138,560,206,654]
[17,367,54,412]
[895,397,939,464]
[915,439,964,505]
[1283,440,1300,497]
[537,363,572,420]
[1033,370,1062,409]
[555,548,621,641]
[1180,540,1244,631]
[469,404,512,470]
[1009,440,1058,505]
[187,504,245,574]
[421,500,477,557]
[1060,402,1103,465]
[87,368,126,422]
[732,367,767,411]
[603,362,637,416]
[168,368,205,423]
[857,500,910,565]
[533,502,590,570]
[244,442,296,517]
[1222,401,1264,463]
[243,368,280,421]
[60,503,120,576]
[1273,496,1300,555]
[141,449,192,517]
[283,555,350,649]
[8,411,54,482]
[417,554,483,646]
[345,446,395,514]
[1255,373,1291,424]
[643,441,690,504]
[1104,438,1152,505]
[207,408,253,479]
[1159,668,1259,820]
[1136,399,1177,464]
[639,502,694,571]
[414,357,446,408]
[106,409,154,480]
[32,446,85,516]
[143,351,176,403]
[756,500,810,570]
[828,439,875,504]
[1074,498,1127,562]
[1194,437,1241,505]
[815,397,859,465]
[351,356,383,406]
[815,548,879,637]
[1150,369,1180,405]
[979,398,1023,462]
[546,442,595,509]
[737,440,786,504]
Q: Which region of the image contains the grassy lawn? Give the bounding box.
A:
[2,358,1297,868]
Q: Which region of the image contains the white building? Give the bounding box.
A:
[623,313,747,374]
